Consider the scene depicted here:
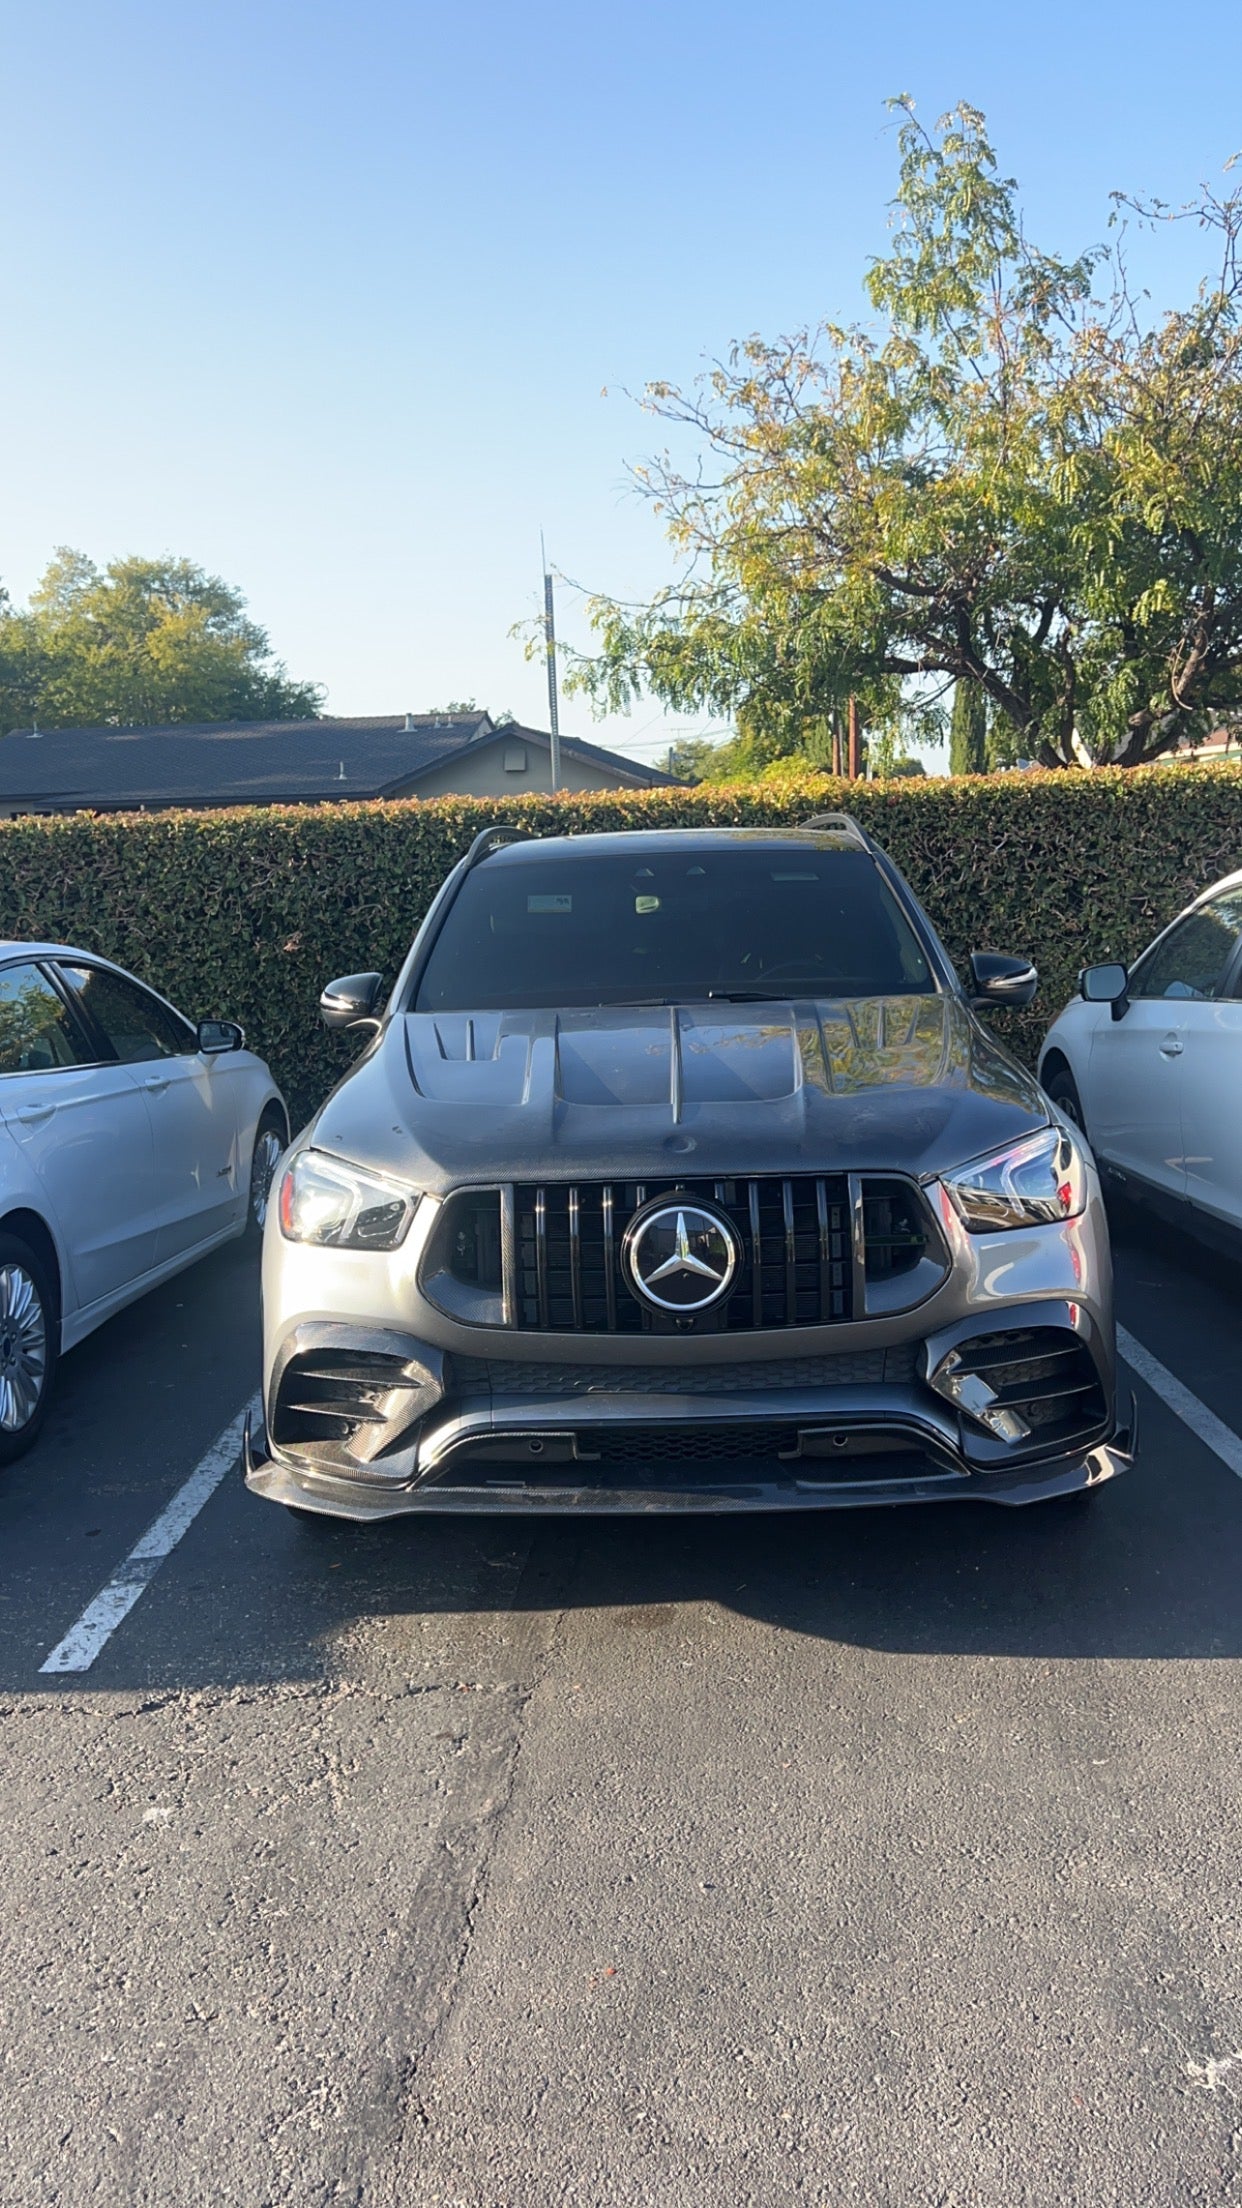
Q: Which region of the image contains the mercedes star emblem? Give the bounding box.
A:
[623,1201,739,1314]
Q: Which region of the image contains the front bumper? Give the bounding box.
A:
[244,1424,1135,1516]
[251,1173,1134,1519]
[243,1365,1138,1519]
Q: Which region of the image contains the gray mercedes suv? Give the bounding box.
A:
[244,817,1136,1520]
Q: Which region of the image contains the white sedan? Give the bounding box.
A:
[1039,869,1242,1244]
[0,943,287,1460]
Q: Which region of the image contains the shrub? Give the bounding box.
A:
[1,765,1239,1124]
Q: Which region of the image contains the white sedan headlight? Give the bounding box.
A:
[277,1151,420,1250]
[941,1125,1087,1233]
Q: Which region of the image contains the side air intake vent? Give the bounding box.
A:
[929,1327,1107,1456]
[270,1342,443,1470]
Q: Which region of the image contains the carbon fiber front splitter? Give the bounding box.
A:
[242,1400,1137,1520]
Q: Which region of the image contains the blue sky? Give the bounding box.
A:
[3,0,1240,766]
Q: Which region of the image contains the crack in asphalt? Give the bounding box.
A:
[0,1676,527,1736]
[339,1536,578,2208]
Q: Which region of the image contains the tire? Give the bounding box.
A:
[0,1231,59,1466]
[1044,1065,1086,1137]
[246,1107,287,1242]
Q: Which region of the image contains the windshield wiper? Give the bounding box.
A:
[587,990,830,1009]
[597,990,808,1008]
[706,988,800,1002]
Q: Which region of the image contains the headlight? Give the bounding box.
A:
[277,1151,420,1250]
[941,1125,1087,1233]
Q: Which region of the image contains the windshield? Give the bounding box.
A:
[413,847,937,1012]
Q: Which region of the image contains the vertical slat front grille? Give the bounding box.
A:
[815,1178,832,1316]
[748,1182,764,1329]
[533,1188,550,1330]
[514,1176,856,1334]
[601,1185,617,1331]
[567,1186,583,1329]
[782,1179,797,1322]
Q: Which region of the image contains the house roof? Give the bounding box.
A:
[0,712,676,810]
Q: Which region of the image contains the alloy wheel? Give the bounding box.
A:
[1055,1086,1085,1134]
[250,1128,285,1231]
[0,1264,48,1433]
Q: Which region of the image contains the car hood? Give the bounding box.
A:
[310,998,1048,1193]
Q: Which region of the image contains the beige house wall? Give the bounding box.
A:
[396,734,649,801]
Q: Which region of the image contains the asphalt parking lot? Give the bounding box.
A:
[3,1205,1241,2208]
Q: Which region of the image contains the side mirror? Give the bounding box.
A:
[968,951,1038,1010]
[320,972,384,1033]
[197,1018,245,1054]
[1079,962,1129,1020]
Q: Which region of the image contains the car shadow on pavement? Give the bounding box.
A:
[9,1207,1242,1693]
[292,1458,1242,1667]
[19,1439,1240,1698]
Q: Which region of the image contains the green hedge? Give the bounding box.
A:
[2,766,1240,1124]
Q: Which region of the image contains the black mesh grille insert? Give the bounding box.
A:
[435,1439,942,1491]
[451,1344,920,1395]
[588,1425,787,1463]
[513,1176,851,1334]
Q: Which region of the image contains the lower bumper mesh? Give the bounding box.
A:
[450,1344,919,1397]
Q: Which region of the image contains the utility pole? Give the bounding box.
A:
[541,535,562,794]
[847,694,861,780]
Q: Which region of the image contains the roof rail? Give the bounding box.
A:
[459,822,532,873]
[800,811,877,852]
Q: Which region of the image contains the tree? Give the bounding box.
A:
[0,551,322,731]
[569,102,1242,767]
[664,713,839,782]
[0,584,33,738]
[949,680,988,774]
[665,736,727,782]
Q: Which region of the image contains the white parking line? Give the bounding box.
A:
[38,1395,260,1676]
[1118,1325,1242,1482]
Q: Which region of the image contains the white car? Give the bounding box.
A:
[0,943,288,1461]
[1039,870,1242,1245]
